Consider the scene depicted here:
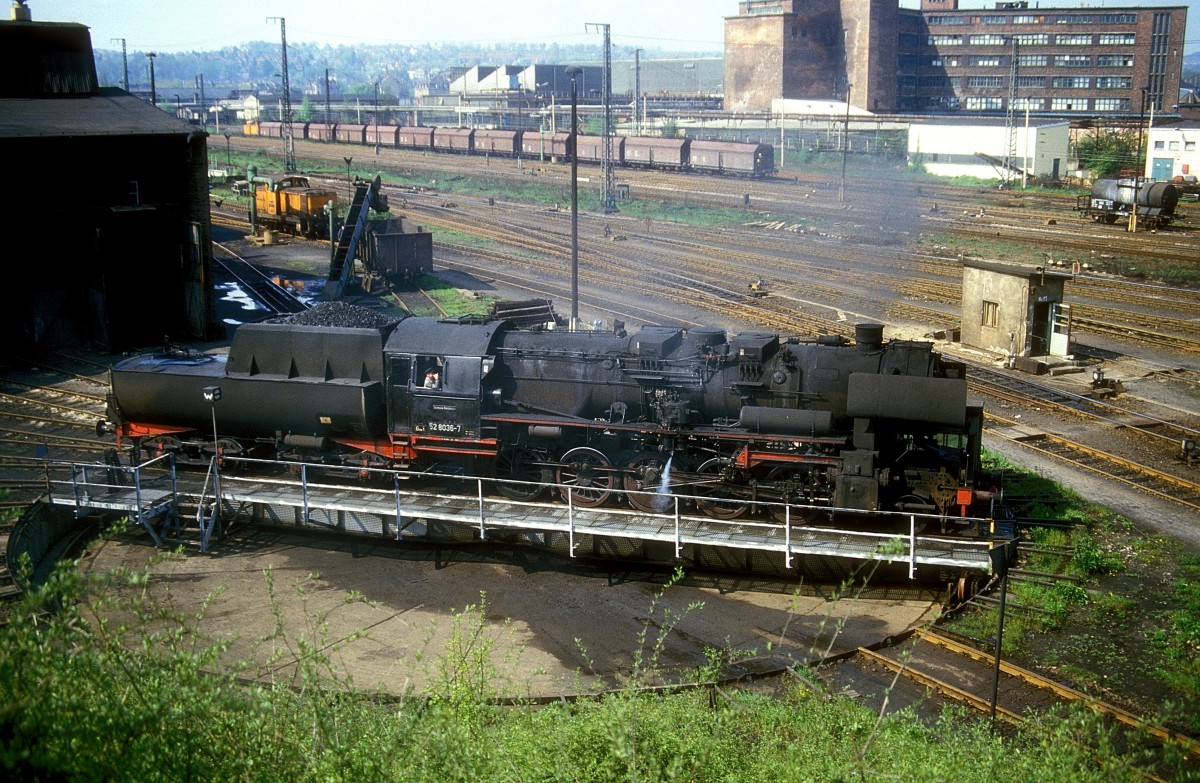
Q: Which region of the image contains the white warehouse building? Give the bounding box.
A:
[907,118,1071,181]
[1145,121,1200,181]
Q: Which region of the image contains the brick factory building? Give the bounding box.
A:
[725,0,1187,116]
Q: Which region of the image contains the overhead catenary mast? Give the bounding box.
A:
[1002,38,1019,188]
[586,22,616,213]
[111,38,128,91]
[268,16,296,172]
[633,48,642,136]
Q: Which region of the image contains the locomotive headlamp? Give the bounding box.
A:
[203,386,222,402]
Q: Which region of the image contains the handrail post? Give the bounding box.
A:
[567,489,575,557]
[477,478,487,540]
[784,506,792,569]
[133,462,143,529]
[300,463,309,525]
[909,514,917,579]
[392,472,403,540]
[674,496,681,559]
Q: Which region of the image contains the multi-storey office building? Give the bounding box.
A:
[725,0,1188,117]
[904,0,1187,115]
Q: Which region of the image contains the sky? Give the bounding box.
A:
[27,0,1200,55]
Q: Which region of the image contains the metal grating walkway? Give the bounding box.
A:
[216,469,998,577]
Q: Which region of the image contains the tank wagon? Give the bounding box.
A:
[1077,178,1180,227]
[106,316,993,531]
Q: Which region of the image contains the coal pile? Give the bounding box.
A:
[267,302,404,329]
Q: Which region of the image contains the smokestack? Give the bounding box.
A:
[855,323,884,353]
[12,1,32,21]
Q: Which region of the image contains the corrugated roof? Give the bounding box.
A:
[0,86,196,139]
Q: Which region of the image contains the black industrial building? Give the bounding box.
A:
[0,13,219,352]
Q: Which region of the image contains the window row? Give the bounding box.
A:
[1153,140,1198,152]
[930,54,1135,68]
[932,75,1136,90]
[1057,13,1138,24]
[928,12,1137,25]
[927,33,1135,46]
[921,96,1132,112]
[957,97,1132,111]
[1056,33,1137,45]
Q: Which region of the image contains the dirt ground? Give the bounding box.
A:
[84,526,941,698]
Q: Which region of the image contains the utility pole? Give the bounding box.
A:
[196,74,206,129]
[268,16,296,172]
[633,49,642,136]
[586,22,616,213]
[567,66,583,327]
[1130,87,1148,233]
[839,81,852,203]
[146,52,157,106]
[112,38,128,91]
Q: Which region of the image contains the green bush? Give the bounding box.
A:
[0,551,1180,782]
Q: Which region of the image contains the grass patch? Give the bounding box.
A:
[1149,554,1200,729]
[949,453,1200,733]
[2,550,1185,782]
[413,273,497,319]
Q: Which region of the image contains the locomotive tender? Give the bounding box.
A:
[107,316,990,526]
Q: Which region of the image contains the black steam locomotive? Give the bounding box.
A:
[106,315,991,526]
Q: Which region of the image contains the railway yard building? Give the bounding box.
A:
[724,0,1188,117]
[907,116,1071,179]
[960,259,1072,368]
[1146,119,1200,181]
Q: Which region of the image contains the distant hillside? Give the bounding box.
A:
[91,41,719,99]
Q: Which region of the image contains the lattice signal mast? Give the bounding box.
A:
[268,16,296,172]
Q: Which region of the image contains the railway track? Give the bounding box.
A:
[823,627,1200,780]
[223,139,1200,356]
[213,248,308,315]
[986,415,1200,515]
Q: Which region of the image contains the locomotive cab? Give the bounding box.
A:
[383,318,510,457]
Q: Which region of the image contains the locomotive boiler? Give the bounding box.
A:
[106,315,989,526]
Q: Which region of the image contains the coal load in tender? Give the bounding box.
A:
[266,301,404,329]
